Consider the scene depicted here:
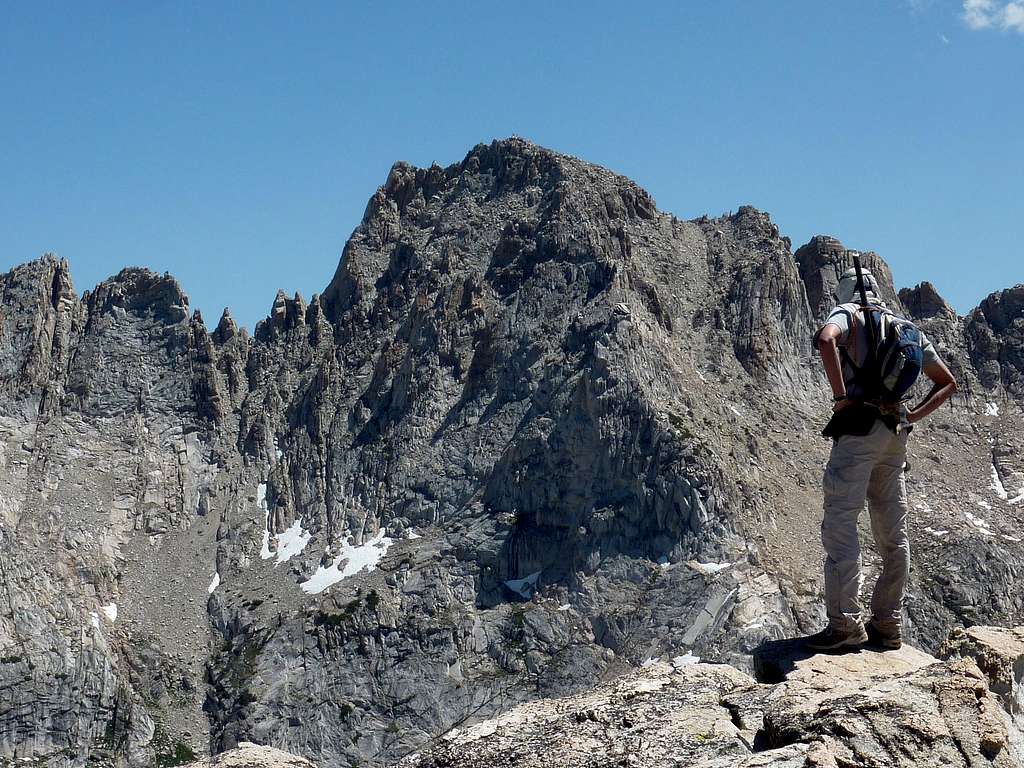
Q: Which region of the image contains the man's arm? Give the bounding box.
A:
[907,359,957,424]
[816,324,850,411]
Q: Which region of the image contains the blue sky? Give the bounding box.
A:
[1,1,1021,330]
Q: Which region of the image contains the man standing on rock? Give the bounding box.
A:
[807,266,957,651]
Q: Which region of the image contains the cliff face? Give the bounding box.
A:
[0,256,80,412]
[0,138,1022,768]
[965,286,1024,396]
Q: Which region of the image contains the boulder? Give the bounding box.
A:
[943,625,1024,732]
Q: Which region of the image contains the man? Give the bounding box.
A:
[806,267,957,651]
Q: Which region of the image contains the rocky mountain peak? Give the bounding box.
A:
[718,205,789,246]
[321,137,655,324]
[966,284,1024,395]
[976,284,1024,333]
[900,280,957,320]
[0,254,80,412]
[794,234,905,321]
[213,308,240,344]
[83,267,191,326]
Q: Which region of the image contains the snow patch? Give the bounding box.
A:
[984,402,999,416]
[208,572,220,594]
[688,560,733,576]
[558,603,572,612]
[100,603,117,622]
[965,510,996,536]
[406,530,422,540]
[976,500,992,510]
[274,519,311,565]
[504,571,541,599]
[89,612,100,630]
[301,530,394,595]
[991,465,1009,501]
[1003,535,1022,543]
[729,405,742,418]
[640,657,659,668]
[923,527,949,537]
[672,652,700,667]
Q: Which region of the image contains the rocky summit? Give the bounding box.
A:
[0,138,1022,767]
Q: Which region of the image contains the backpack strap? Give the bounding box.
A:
[841,305,886,397]
[828,306,859,371]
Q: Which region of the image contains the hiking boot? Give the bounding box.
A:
[804,623,868,651]
[866,621,902,650]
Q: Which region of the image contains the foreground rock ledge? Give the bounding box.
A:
[181,743,317,768]
[395,626,1024,768]
[943,625,1024,734]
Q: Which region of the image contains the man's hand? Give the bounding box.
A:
[907,360,957,424]
[832,397,855,413]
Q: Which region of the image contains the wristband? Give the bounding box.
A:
[832,394,847,402]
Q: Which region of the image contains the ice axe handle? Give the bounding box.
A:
[853,255,869,307]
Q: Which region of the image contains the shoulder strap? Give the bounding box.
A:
[828,306,859,371]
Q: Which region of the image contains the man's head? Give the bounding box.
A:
[834,267,881,304]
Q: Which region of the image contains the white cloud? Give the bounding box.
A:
[939,32,951,43]
[963,0,998,29]
[962,0,1024,31]
[1005,1,1024,30]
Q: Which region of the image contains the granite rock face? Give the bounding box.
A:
[401,628,1024,768]
[1,138,1023,767]
[943,625,1024,738]
[900,281,956,320]
[965,286,1024,396]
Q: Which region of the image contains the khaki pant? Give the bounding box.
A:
[822,420,909,633]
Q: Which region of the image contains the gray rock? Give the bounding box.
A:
[942,625,1024,736]
[401,628,1024,767]
[900,281,957,320]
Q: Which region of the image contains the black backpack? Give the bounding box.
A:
[837,305,924,402]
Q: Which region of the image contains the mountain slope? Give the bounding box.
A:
[0,138,1022,767]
